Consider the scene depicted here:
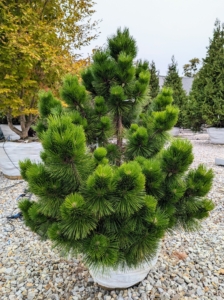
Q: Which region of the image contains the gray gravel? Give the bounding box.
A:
[0,131,224,300]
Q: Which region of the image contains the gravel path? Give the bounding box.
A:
[0,133,224,300]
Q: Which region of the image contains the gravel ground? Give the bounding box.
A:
[0,132,224,300]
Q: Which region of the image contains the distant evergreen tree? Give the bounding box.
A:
[184,20,224,130]
[163,56,187,127]
[149,61,160,99]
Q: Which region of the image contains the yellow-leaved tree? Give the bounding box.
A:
[0,0,98,138]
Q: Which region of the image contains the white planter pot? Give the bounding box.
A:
[215,158,224,166]
[0,124,21,141]
[89,246,160,289]
[170,127,180,137]
[0,142,42,178]
[207,127,224,144]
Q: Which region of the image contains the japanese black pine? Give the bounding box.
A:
[19,28,214,271]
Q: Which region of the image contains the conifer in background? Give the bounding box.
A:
[149,61,160,100]
[184,20,224,130]
[163,56,187,127]
[19,28,214,271]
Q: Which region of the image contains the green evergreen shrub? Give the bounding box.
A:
[19,28,214,270]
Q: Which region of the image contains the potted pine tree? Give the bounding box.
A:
[184,20,224,143]
[18,28,214,289]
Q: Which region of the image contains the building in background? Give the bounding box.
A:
[159,76,194,94]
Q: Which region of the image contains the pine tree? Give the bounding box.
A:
[19,28,214,271]
[184,20,224,130]
[149,61,160,100]
[81,28,151,150]
[163,56,187,127]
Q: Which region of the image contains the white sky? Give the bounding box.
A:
[79,0,224,76]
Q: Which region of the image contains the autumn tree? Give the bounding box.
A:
[0,0,98,139]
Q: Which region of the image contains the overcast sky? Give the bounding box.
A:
[79,0,224,76]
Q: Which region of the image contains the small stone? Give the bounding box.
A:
[26,283,34,287]
[146,283,153,291]
[177,286,183,292]
[27,292,36,300]
[183,276,191,283]
[73,286,79,292]
[155,280,162,287]
[161,293,170,300]
[37,284,43,290]
[5,267,13,274]
[17,277,24,283]
[140,293,147,300]
[197,287,204,296]
[176,278,184,284]
[51,294,59,300]
[212,276,219,284]
[0,268,6,273]
[147,277,155,285]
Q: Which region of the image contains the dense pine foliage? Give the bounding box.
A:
[19,28,214,270]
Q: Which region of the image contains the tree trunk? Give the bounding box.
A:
[116,114,123,150]
[20,115,30,139]
[6,113,36,139]
[6,114,23,139]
